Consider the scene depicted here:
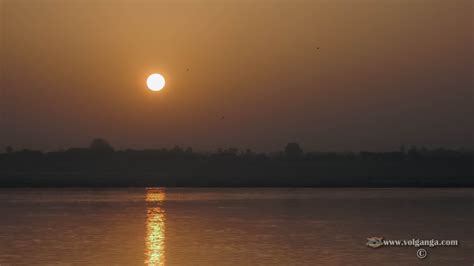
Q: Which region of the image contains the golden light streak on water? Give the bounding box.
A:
[145,188,166,266]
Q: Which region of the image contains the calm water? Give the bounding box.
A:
[0,188,472,265]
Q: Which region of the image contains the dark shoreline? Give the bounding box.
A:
[1,146,472,187]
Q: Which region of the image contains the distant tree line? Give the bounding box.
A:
[0,139,472,187]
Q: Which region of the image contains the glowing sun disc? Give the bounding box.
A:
[147,73,165,91]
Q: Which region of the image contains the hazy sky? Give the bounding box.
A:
[1,0,472,152]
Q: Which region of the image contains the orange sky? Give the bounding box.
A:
[1,0,472,151]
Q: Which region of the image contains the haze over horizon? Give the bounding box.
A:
[1,0,473,152]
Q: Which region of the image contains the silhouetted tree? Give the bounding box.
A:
[5,146,13,154]
[285,143,303,159]
[408,145,420,159]
[243,149,254,156]
[399,145,406,154]
[226,148,238,155]
[89,138,114,152]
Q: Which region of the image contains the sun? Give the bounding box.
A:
[147,73,165,91]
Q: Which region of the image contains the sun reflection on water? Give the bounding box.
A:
[145,188,166,266]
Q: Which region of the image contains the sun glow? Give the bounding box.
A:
[147,73,165,91]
